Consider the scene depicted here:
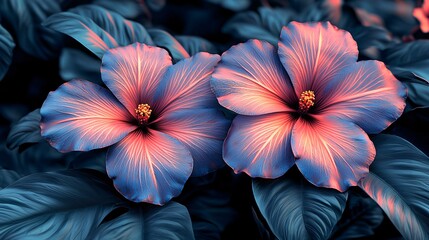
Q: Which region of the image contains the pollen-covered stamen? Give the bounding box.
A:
[299,90,316,113]
[135,103,152,124]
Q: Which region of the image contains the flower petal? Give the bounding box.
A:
[278,21,358,97]
[152,52,220,115]
[40,80,136,152]
[318,60,406,134]
[106,130,193,205]
[292,115,375,192]
[155,108,230,177]
[211,39,296,116]
[223,113,296,178]
[101,43,172,116]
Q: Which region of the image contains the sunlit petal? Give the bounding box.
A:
[101,43,172,116]
[223,113,296,178]
[278,21,358,97]
[318,60,406,134]
[155,108,230,176]
[153,52,220,115]
[292,115,375,192]
[40,79,136,152]
[211,39,296,115]
[106,130,193,205]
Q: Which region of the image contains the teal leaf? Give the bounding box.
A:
[0,168,20,189]
[60,48,102,84]
[148,29,190,62]
[330,190,384,239]
[0,0,62,59]
[253,168,348,240]
[176,36,217,55]
[44,5,153,58]
[382,41,429,82]
[358,134,429,239]
[88,202,195,240]
[0,169,123,239]
[0,25,14,80]
[223,7,296,44]
[6,109,42,150]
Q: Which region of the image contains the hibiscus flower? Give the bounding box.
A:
[40,43,230,204]
[211,21,406,191]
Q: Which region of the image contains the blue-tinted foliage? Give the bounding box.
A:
[358,134,429,239]
[330,189,384,239]
[253,168,348,240]
[6,109,42,150]
[0,26,14,80]
[0,0,63,59]
[148,29,190,62]
[44,5,153,58]
[0,169,194,239]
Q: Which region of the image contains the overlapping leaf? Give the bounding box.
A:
[0,169,195,239]
[44,5,153,58]
[253,168,348,240]
[0,26,14,80]
[358,134,429,239]
[0,0,62,59]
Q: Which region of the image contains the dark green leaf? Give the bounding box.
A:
[223,7,296,44]
[176,36,217,55]
[148,29,190,62]
[0,169,123,239]
[0,0,62,59]
[44,5,153,58]
[89,202,195,240]
[358,134,429,239]
[0,25,14,80]
[0,168,20,189]
[60,48,102,84]
[330,189,384,239]
[6,109,42,150]
[253,168,348,240]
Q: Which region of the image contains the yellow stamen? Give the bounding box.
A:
[299,90,315,112]
[135,103,152,124]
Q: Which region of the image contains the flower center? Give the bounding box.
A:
[135,103,152,124]
[299,90,315,113]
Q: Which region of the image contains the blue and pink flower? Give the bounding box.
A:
[40,43,230,205]
[211,21,406,191]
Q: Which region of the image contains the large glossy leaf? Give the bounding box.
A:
[381,41,429,111]
[358,134,429,239]
[60,48,102,84]
[88,202,195,240]
[176,36,217,56]
[144,202,195,240]
[177,169,238,239]
[223,7,296,44]
[330,190,384,239]
[93,0,145,19]
[0,26,14,80]
[0,0,62,59]
[0,142,67,176]
[0,170,123,239]
[206,0,251,11]
[382,41,429,82]
[346,25,392,60]
[6,109,42,150]
[44,5,153,58]
[148,29,190,62]
[0,168,20,189]
[146,0,167,11]
[347,0,417,36]
[253,168,348,240]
